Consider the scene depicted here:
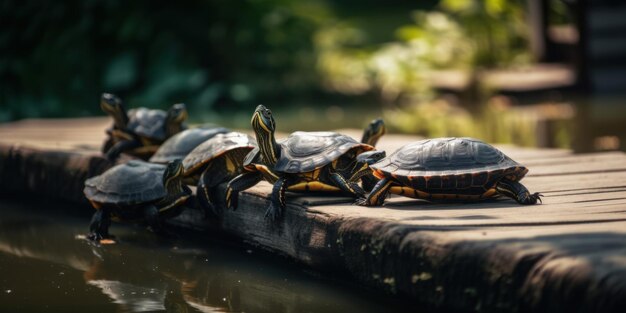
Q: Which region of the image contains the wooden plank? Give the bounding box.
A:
[525,171,626,192]
[1,118,626,312]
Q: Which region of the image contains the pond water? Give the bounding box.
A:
[0,196,414,313]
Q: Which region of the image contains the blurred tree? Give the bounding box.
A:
[0,0,326,121]
[439,0,530,66]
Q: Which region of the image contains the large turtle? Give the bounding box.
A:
[226,105,386,220]
[357,137,542,206]
[100,93,188,161]
[182,132,257,216]
[84,159,192,243]
[149,126,230,163]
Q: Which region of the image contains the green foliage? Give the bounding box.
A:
[1,0,551,149]
[439,0,531,66]
[0,0,325,121]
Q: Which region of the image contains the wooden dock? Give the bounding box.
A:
[1,118,625,312]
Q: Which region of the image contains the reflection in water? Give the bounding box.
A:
[0,197,412,313]
[87,280,166,312]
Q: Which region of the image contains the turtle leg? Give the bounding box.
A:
[330,171,366,198]
[346,164,377,192]
[143,204,163,233]
[88,209,112,241]
[225,172,263,211]
[356,178,393,206]
[495,179,543,205]
[266,177,293,221]
[197,169,230,218]
[101,137,114,154]
[105,139,141,161]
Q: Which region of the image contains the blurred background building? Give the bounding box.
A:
[1,0,625,151]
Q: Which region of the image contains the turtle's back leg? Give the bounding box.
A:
[88,209,112,241]
[197,163,231,217]
[495,179,543,204]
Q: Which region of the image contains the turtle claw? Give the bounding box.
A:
[354,197,368,206]
[519,192,543,205]
[533,193,544,204]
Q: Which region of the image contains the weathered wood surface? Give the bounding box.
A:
[1,118,626,312]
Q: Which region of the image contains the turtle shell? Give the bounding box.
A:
[150,126,230,163]
[372,138,527,186]
[182,132,257,175]
[127,108,168,140]
[273,131,373,173]
[84,160,166,205]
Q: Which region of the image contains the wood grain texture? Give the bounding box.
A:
[1,118,626,312]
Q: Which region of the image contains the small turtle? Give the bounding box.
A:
[359,118,386,191]
[182,132,257,216]
[84,159,192,242]
[226,105,386,220]
[100,93,188,161]
[357,137,542,206]
[149,126,230,164]
[360,118,386,147]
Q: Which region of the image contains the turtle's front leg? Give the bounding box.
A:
[356,178,393,206]
[88,209,112,242]
[266,177,293,221]
[330,171,365,198]
[105,139,141,161]
[495,179,543,205]
[101,137,114,154]
[143,204,163,233]
[226,171,262,210]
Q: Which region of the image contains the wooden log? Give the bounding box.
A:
[0,144,112,205]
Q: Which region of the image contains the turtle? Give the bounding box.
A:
[359,118,386,191]
[100,93,188,161]
[149,126,230,164]
[84,159,192,242]
[225,105,387,220]
[357,137,543,206]
[181,132,257,216]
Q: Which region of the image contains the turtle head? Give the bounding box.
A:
[167,103,188,124]
[165,103,188,136]
[251,104,279,165]
[356,150,386,165]
[163,159,185,193]
[251,104,276,133]
[100,93,122,114]
[361,118,386,147]
[100,93,128,129]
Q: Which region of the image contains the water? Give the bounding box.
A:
[0,197,413,313]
